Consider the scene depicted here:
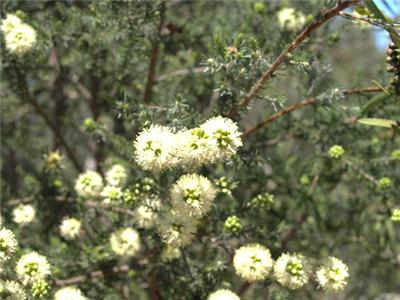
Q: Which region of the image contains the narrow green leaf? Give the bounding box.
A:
[361,93,391,113]
[357,118,398,128]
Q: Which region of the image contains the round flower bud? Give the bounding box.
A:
[207,289,240,300]
[233,244,274,282]
[59,217,81,240]
[0,227,18,262]
[16,251,51,285]
[105,164,128,187]
[54,287,88,300]
[378,177,392,189]
[390,149,400,160]
[328,145,345,159]
[224,215,242,234]
[75,170,104,198]
[110,228,141,257]
[171,174,217,217]
[316,257,349,291]
[12,204,36,225]
[274,253,309,289]
[0,280,27,300]
[391,208,400,222]
[247,193,274,210]
[31,279,49,298]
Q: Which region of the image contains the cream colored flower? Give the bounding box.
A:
[207,289,240,300]
[54,287,88,300]
[75,170,104,198]
[0,280,27,300]
[274,253,308,289]
[134,125,178,172]
[110,228,141,257]
[277,8,306,31]
[101,185,123,204]
[160,246,181,262]
[105,164,128,187]
[16,252,51,285]
[1,14,22,34]
[316,257,349,291]
[171,174,216,217]
[0,227,18,262]
[4,22,36,55]
[133,198,161,229]
[59,217,81,240]
[12,204,35,225]
[233,244,274,282]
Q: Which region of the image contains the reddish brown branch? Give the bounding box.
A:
[226,0,362,117]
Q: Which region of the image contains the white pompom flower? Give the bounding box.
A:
[16,251,51,285]
[134,125,178,172]
[59,217,81,240]
[316,256,349,291]
[277,8,306,31]
[158,210,197,248]
[175,128,212,167]
[274,253,309,289]
[207,289,240,300]
[1,14,22,34]
[170,174,217,217]
[0,280,27,300]
[0,227,18,262]
[4,22,37,55]
[160,246,181,262]
[200,116,242,162]
[133,198,161,229]
[75,170,104,198]
[54,287,88,300]
[110,228,141,257]
[12,204,36,225]
[233,244,274,282]
[101,185,123,204]
[105,164,128,187]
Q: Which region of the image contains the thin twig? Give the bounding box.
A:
[240,86,382,139]
[226,0,362,117]
[143,1,166,103]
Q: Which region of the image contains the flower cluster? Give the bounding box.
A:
[207,289,240,300]
[110,228,141,257]
[101,185,123,204]
[274,253,309,289]
[59,217,82,240]
[277,8,306,31]
[170,174,217,217]
[0,280,27,300]
[1,13,37,55]
[54,287,88,300]
[316,257,349,291]
[133,197,161,229]
[105,164,128,187]
[0,227,18,263]
[12,204,36,225]
[75,170,104,198]
[134,116,242,172]
[15,251,51,285]
[233,244,274,282]
[328,145,345,159]
[224,215,242,233]
[391,208,400,222]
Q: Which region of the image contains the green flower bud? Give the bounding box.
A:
[328,145,345,159]
[378,177,392,189]
[391,209,400,222]
[247,193,274,210]
[224,215,242,233]
[390,149,400,160]
[300,174,310,185]
[82,118,97,133]
[254,2,266,14]
[31,280,50,298]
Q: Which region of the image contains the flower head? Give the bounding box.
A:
[134,125,178,172]
[105,164,128,187]
[378,177,392,189]
[12,204,35,225]
[0,280,27,300]
[224,215,242,234]
[1,14,22,34]
[200,116,242,162]
[160,246,181,262]
[316,257,349,291]
[158,210,197,248]
[54,287,88,300]
[207,289,240,300]
[133,198,161,229]
[101,185,123,204]
[274,253,309,289]
[0,228,18,262]
[16,251,51,285]
[233,244,274,282]
[391,208,400,222]
[75,170,104,198]
[175,128,212,167]
[110,228,141,257]
[59,217,81,240]
[4,22,36,55]
[277,8,306,31]
[171,174,217,217]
